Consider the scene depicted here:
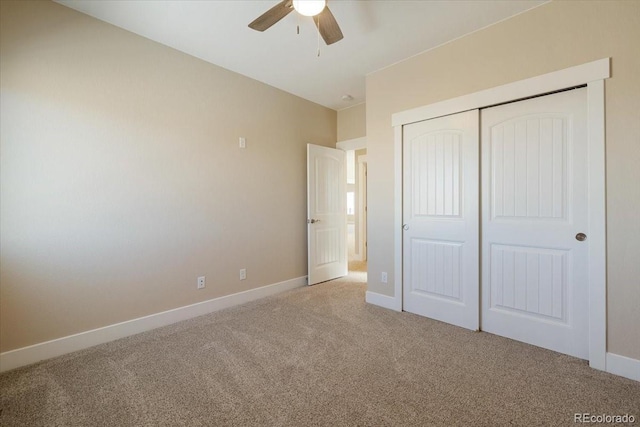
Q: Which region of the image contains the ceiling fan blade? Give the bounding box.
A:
[313,6,343,45]
[248,0,293,32]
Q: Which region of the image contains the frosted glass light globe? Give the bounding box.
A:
[292,0,326,17]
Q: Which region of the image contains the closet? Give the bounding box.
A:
[402,88,589,359]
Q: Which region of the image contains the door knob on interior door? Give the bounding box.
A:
[307,219,321,224]
[402,224,409,230]
[575,233,587,241]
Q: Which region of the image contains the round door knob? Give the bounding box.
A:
[402,224,409,230]
[576,233,587,241]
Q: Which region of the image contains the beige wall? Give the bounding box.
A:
[366,1,640,359]
[337,103,366,141]
[0,1,336,352]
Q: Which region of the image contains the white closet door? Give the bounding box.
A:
[481,88,589,359]
[403,109,479,330]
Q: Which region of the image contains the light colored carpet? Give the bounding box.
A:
[1,272,638,426]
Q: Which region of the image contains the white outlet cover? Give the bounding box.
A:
[197,276,206,289]
[239,137,246,148]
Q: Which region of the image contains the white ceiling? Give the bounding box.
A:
[55,0,546,111]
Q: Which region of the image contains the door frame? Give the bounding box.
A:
[357,156,367,261]
[391,58,609,370]
[337,137,368,262]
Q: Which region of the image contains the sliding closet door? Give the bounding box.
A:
[403,110,479,331]
[481,88,589,359]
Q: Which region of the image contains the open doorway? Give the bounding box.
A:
[346,149,367,275]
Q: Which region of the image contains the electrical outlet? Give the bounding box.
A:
[381,272,388,283]
[239,269,246,280]
[197,276,206,289]
[239,137,246,148]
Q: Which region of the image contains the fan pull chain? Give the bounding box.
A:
[296,12,300,35]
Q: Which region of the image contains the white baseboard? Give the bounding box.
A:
[606,352,640,382]
[365,291,402,312]
[0,276,306,373]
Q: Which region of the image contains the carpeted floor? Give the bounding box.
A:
[1,272,638,426]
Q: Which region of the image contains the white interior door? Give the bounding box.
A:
[307,144,347,285]
[402,109,479,330]
[481,88,589,359]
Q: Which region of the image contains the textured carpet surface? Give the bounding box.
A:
[1,273,638,426]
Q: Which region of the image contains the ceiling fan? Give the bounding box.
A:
[248,0,344,45]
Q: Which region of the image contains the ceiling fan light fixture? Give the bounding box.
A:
[292,0,326,17]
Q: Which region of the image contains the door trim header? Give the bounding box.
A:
[392,58,610,127]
